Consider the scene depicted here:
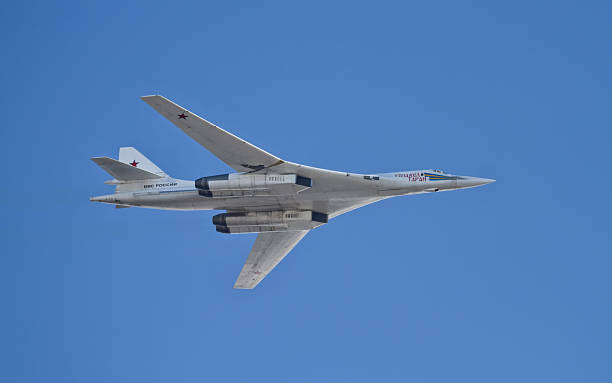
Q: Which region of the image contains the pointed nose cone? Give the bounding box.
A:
[457,176,496,188]
[476,177,496,185]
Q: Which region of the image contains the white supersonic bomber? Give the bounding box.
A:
[91,96,495,289]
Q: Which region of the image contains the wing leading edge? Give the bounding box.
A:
[140,95,283,172]
[234,230,309,289]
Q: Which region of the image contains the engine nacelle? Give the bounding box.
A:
[195,173,311,198]
[213,210,328,234]
[216,225,298,234]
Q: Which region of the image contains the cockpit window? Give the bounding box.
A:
[432,169,445,174]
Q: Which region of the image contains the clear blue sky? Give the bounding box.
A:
[1,1,610,382]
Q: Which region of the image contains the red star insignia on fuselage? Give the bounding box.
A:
[130,160,139,167]
[178,113,187,119]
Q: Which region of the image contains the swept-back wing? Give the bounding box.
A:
[234,230,309,289]
[140,95,283,172]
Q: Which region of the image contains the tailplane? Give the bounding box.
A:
[91,147,167,182]
[91,157,162,181]
[91,147,184,207]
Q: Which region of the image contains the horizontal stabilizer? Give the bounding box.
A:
[91,157,163,181]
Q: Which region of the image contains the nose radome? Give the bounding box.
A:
[457,177,495,188]
[476,177,495,185]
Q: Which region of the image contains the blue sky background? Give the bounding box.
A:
[1,1,611,382]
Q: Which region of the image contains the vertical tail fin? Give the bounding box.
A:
[118,147,167,177]
[91,147,177,201]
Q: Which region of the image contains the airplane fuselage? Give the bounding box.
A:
[91,164,494,218]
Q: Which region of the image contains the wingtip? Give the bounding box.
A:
[233,285,253,290]
[140,94,160,100]
[91,156,108,164]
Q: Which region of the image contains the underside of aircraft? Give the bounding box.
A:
[91,96,494,289]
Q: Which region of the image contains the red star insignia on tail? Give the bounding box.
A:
[130,160,139,167]
[178,113,187,119]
